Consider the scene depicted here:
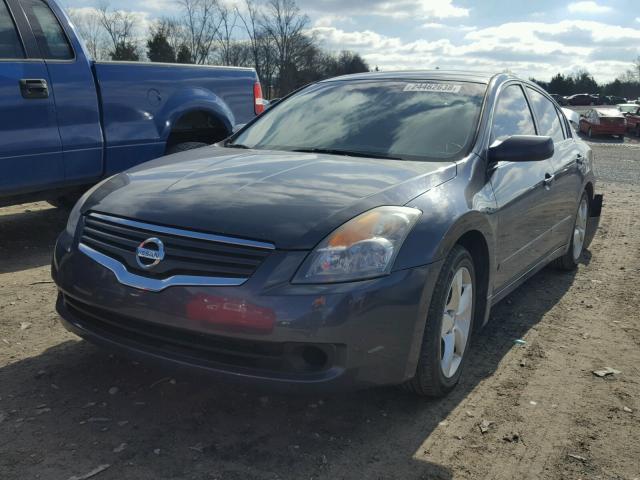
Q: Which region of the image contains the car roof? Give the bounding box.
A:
[594,107,623,116]
[319,69,502,85]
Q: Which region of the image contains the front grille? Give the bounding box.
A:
[62,294,336,374]
[80,212,273,280]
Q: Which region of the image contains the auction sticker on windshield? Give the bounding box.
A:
[403,83,462,93]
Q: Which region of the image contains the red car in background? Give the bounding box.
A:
[618,104,640,137]
[579,108,626,138]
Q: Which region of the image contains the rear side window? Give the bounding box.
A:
[491,84,536,143]
[526,88,565,143]
[0,1,24,59]
[21,0,73,60]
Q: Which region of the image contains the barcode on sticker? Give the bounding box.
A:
[403,83,462,93]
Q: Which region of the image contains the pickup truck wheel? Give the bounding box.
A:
[402,245,476,397]
[166,142,208,154]
[588,127,593,138]
[553,191,589,271]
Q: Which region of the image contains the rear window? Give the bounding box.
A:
[596,109,624,117]
[232,80,487,162]
[0,1,24,59]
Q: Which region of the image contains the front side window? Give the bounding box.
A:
[231,80,487,162]
[490,84,536,143]
[21,0,73,60]
[527,87,565,143]
[0,1,24,59]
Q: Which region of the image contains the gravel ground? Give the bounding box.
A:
[1,142,639,480]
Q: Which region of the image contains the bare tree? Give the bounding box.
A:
[216,3,238,66]
[237,1,264,75]
[179,0,222,64]
[68,8,108,60]
[260,0,309,95]
[98,2,137,49]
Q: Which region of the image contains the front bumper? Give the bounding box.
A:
[52,232,441,391]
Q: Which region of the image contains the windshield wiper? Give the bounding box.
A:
[225,143,251,149]
[291,147,402,160]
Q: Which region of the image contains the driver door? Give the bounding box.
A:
[488,83,557,293]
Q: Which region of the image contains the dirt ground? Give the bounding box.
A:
[1,143,639,480]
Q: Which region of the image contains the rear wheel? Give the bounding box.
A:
[636,125,640,137]
[553,191,589,270]
[588,127,594,138]
[403,245,475,397]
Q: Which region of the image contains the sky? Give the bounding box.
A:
[61,0,640,82]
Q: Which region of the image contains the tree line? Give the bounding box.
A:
[68,0,369,98]
[531,59,640,100]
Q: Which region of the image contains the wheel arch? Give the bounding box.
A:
[158,88,236,152]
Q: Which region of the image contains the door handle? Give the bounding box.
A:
[576,153,584,165]
[19,79,49,99]
[543,173,555,188]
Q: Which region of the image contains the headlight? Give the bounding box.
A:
[64,176,114,236]
[293,206,421,284]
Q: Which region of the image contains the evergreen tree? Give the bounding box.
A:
[147,29,176,62]
[176,45,193,64]
[110,41,139,61]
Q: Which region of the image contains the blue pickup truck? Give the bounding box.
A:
[0,0,262,207]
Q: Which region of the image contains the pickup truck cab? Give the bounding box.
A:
[0,0,262,207]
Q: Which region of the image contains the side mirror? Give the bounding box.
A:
[488,135,554,163]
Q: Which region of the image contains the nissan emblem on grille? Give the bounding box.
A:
[136,237,165,269]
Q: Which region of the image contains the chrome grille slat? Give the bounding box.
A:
[79,212,274,287]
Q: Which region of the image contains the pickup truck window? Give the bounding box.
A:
[20,0,73,60]
[0,1,25,59]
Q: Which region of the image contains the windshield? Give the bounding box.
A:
[619,105,637,113]
[230,80,487,162]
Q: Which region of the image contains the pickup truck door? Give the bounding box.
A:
[488,83,558,293]
[18,0,103,182]
[0,0,63,197]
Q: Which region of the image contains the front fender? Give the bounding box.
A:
[158,87,236,141]
[394,169,497,273]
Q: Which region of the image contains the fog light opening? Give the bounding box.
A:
[301,346,328,370]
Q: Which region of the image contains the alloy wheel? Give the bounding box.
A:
[572,196,588,261]
[440,267,473,378]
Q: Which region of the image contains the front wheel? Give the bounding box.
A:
[403,245,476,397]
[553,191,589,270]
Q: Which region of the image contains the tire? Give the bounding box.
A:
[403,245,476,397]
[636,125,640,138]
[166,142,208,154]
[588,127,593,138]
[553,191,589,271]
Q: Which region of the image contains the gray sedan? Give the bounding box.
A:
[52,71,602,397]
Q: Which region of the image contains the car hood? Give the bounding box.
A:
[85,146,456,250]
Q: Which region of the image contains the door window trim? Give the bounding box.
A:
[524,84,568,144]
[0,0,26,60]
[489,82,539,144]
[18,0,76,62]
